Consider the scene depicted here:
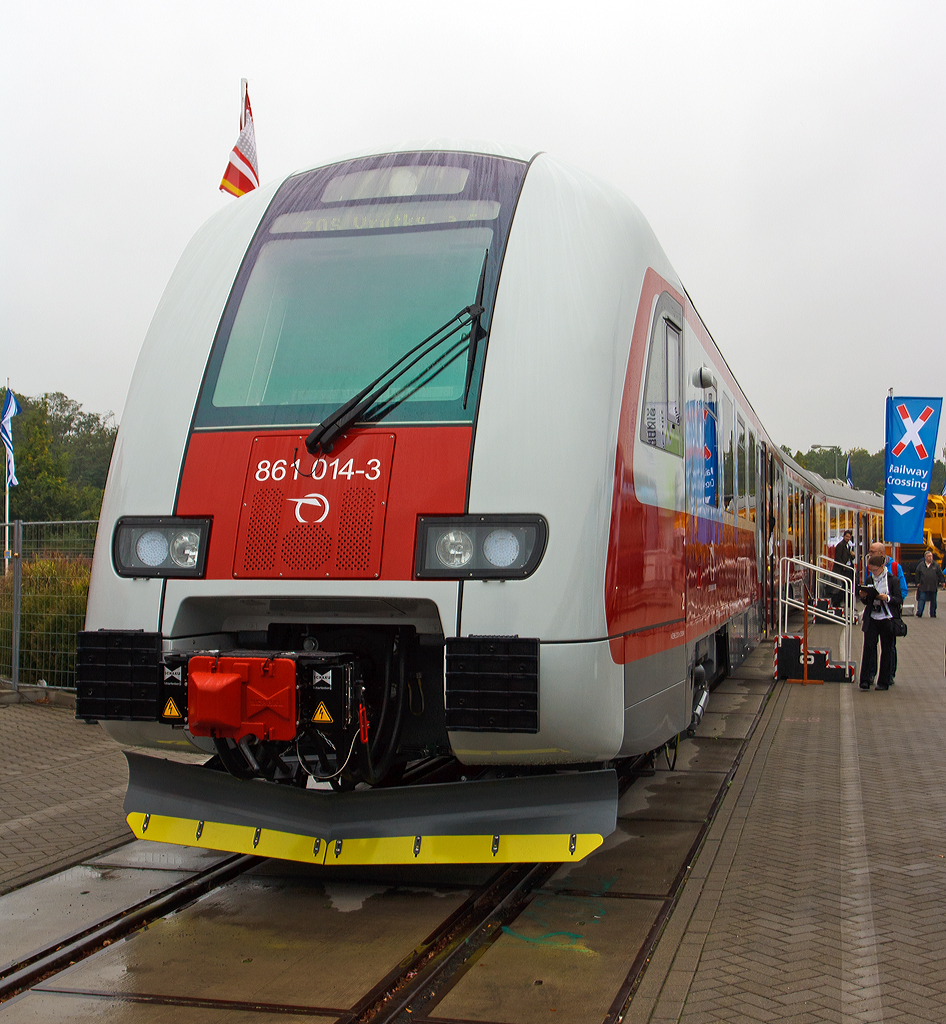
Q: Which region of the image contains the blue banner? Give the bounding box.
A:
[703,398,718,506]
[884,395,943,543]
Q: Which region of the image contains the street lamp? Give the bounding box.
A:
[812,444,841,480]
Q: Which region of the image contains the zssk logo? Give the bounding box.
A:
[287,493,330,524]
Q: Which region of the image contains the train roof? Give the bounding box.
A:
[291,139,539,178]
[791,460,883,510]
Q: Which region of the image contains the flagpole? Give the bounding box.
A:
[240,78,248,130]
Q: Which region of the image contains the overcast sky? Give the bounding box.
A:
[3,0,943,456]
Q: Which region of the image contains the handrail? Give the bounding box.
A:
[779,556,855,680]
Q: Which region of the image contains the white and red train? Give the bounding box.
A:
[79,143,884,865]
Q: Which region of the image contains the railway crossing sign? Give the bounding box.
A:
[884,396,942,543]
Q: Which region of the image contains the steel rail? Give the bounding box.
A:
[0,852,259,1002]
[346,756,652,1024]
[347,679,775,1024]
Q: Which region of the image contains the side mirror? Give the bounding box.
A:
[691,366,717,389]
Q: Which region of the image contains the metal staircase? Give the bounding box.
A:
[776,557,856,683]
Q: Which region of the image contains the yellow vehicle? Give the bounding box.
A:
[899,494,946,569]
[926,495,946,558]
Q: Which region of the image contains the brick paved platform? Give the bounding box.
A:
[631,616,946,1023]
[0,689,133,896]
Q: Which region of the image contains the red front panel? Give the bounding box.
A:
[177,426,472,580]
[234,433,395,580]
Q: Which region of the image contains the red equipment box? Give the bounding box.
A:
[187,655,297,742]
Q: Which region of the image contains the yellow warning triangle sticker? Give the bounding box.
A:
[163,698,183,719]
[312,702,333,724]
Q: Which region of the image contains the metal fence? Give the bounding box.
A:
[1,520,98,691]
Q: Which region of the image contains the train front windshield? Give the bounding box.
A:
[195,153,527,430]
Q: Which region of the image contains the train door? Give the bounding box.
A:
[760,446,771,633]
[766,451,783,632]
[687,362,722,674]
[859,511,870,574]
[805,491,814,566]
[749,430,763,596]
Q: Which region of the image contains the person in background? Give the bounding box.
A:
[867,542,908,683]
[831,529,855,609]
[914,549,945,618]
[859,553,902,690]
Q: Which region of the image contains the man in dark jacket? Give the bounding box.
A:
[914,550,945,618]
[831,529,855,608]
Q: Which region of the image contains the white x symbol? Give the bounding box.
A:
[892,404,933,460]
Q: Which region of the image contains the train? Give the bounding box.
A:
[77,142,885,866]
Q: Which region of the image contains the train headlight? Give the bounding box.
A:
[415,516,547,579]
[482,528,520,568]
[135,530,170,567]
[169,530,201,568]
[113,518,212,578]
[436,530,473,568]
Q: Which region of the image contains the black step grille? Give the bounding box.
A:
[445,637,539,733]
[76,631,162,721]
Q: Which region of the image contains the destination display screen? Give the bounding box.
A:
[321,164,470,201]
[272,200,500,235]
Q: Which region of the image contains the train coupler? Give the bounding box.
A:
[76,630,366,744]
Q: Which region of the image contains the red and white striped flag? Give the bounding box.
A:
[220,80,259,197]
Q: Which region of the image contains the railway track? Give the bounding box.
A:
[1,671,773,1023]
[0,852,259,1002]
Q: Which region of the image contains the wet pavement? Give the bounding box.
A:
[0,844,230,972]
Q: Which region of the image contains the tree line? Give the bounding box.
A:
[2,390,118,522]
[3,388,945,521]
[782,445,946,495]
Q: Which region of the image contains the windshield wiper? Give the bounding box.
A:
[305,304,483,456]
[367,336,470,424]
[463,250,489,408]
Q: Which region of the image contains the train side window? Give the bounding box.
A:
[721,393,734,513]
[666,322,681,426]
[748,430,757,521]
[737,416,747,518]
[640,294,684,457]
[703,387,719,507]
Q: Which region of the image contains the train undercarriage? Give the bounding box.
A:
[76,624,620,864]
